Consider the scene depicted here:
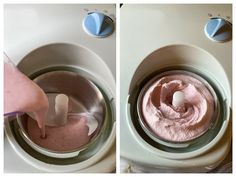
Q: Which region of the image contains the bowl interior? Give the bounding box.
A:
[18,70,106,153]
[137,70,219,146]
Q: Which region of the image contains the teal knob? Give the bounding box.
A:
[204,18,232,42]
[83,12,114,38]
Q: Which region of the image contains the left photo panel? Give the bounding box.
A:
[4,4,116,173]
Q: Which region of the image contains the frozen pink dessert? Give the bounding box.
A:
[4,62,49,137]
[27,115,91,151]
[141,73,215,142]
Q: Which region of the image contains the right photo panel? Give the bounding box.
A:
[120,4,232,173]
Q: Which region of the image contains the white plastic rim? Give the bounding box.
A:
[4,42,116,171]
[127,44,231,160]
[15,45,110,158]
[16,42,115,97]
[129,44,231,105]
[127,102,229,160]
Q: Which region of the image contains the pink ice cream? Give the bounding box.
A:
[4,62,49,137]
[27,115,91,151]
[141,74,215,142]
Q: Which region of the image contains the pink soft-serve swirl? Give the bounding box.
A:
[141,74,215,142]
